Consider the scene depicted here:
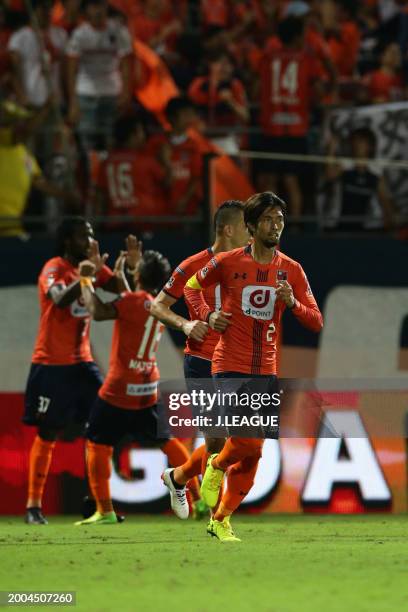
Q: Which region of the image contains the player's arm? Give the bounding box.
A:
[150,290,208,342]
[78,261,118,321]
[184,257,231,332]
[48,279,82,308]
[184,287,231,333]
[276,267,323,332]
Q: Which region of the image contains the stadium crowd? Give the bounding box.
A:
[1,0,407,237]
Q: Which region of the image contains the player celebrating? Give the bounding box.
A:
[23,217,134,525]
[151,200,249,519]
[75,245,200,525]
[186,192,323,541]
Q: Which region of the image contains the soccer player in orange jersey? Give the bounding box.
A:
[75,245,200,524]
[151,201,249,518]
[23,217,134,525]
[185,192,323,541]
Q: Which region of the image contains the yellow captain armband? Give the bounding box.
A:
[186,274,203,290]
[80,277,93,288]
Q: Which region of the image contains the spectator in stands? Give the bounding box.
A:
[147,96,202,216]
[66,0,132,151]
[322,0,361,78]
[93,115,166,228]
[0,4,13,97]
[0,100,79,238]
[323,127,394,232]
[257,16,324,223]
[362,42,404,103]
[8,0,67,109]
[51,0,82,35]
[129,0,184,58]
[188,49,248,153]
[356,1,381,75]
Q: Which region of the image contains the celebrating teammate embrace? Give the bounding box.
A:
[23,217,136,525]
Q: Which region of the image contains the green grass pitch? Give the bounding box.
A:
[0,515,407,612]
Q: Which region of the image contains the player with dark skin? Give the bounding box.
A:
[40,223,139,442]
[24,218,139,524]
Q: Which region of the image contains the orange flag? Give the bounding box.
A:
[187,128,254,210]
[210,154,254,207]
[134,40,179,122]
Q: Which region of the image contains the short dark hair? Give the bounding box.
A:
[82,0,106,9]
[113,115,143,146]
[138,250,171,295]
[165,96,196,124]
[31,0,52,10]
[350,127,377,155]
[277,16,305,46]
[244,192,287,235]
[55,216,89,256]
[214,200,244,233]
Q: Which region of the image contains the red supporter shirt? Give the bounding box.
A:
[163,247,221,361]
[147,133,202,214]
[194,245,323,375]
[363,70,403,102]
[96,148,166,220]
[260,37,321,137]
[32,257,113,365]
[188,76,247,127]
[99,291,163,410]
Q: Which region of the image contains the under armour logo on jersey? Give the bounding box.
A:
[233,272,247,279]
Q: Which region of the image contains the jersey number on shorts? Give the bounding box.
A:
[137,316,163,360]
[38,396,50,413]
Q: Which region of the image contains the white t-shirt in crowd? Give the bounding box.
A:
[8,25,67,107]
[66,19,132,97]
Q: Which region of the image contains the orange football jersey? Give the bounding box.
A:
[163,247,221,361]
[32,257,113,365]
[195,245,323,375]
[99,291,163,410]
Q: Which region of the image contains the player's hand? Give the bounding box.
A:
[182,320,209,342]
[79,260,96,277]
[125,235,142,271]
[276,281,295,308]
[113,251,127,277]
[88,239,109,273]
[209,310,231,333]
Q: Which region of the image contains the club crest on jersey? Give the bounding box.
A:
[241,285,276,320]
[144,299,151,311]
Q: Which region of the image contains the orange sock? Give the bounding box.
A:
[176,444,207,480]
[86,440,113,514]
[27,435,56,508]
[214,456,260,521]
[212,437,264,471]
[162,438,201,501]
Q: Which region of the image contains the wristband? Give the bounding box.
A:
[80,276,93,288]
